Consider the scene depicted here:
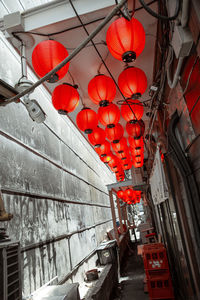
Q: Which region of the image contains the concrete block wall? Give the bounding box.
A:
[0,32,115,296]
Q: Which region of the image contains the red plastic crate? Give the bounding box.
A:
[143,248,169,271]
[147,272,174,299]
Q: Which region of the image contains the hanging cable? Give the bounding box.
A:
[139,0,181,20]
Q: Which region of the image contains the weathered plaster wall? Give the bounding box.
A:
[0,33,115,296]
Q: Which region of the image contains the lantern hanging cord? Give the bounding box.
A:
[139,0,181,20]
[0,0,127,107]
[68,0,140,124]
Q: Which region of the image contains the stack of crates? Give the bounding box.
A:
[142,243,174,300]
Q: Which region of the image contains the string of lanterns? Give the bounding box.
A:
[117,189,142,205]
[31,16,147,183]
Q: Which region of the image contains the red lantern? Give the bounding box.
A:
[106,17,145,62]
[131,147,143,157]
[32,40,69,83]
[122,160,132,170]
[98,103,120,128]
[117,190,124,199]
[52,83,79,114]
[116,151,131,161]
[128,136,144,149]
[116,174,125,182]
[95,140,111,157]
[76,107,98,134]
[105,123,124,143]
[118,66,147,99]
[108,155,121,168]
[121,100,144,122]
[88,127,106,147]
[88,74,116,106]
[112,137,128,153]
[125,188,133,198]
[126,120,145,139]
[100,152,113,163]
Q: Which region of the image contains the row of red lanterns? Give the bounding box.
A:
[117,189,142,205]
[32,16,146,82]
[31,16,147,181]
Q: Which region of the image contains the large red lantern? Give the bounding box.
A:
[52,83,79,114]
[88,74,116,106]
[118,67,147,99]
[106,17,145,63]
[128,136,144,149]
[88,127,106,147]
[76,107,98,134]
[98,103,120,128]
[95,141,111,157]
[121,100,144,122]
[32,40,69,83]
[105,123,124,143]
[126,120,145,139]
[112,137,128,153]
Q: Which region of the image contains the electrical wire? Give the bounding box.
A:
[139,0,181,20]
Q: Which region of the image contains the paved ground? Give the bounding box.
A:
[111,242,149,300]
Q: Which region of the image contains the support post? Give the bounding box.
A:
[109,190,119,245]
[116,196,124,234]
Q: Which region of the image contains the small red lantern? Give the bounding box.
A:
[88,127,106,147]
[125,188,133,198]
[52,83,79,114]
[105,123,124,143]
[108,155,121,168]
[128,136,144,149]
[98,103,120,128]
[118,67,147,99]
[32,40,69,83]
[88,74,116,106]
[126,120,145,139]
[100,152,113,163]
[117,190,124,199]
[116,151,131,161]
[131,147,143,157]
[122,160,132,170]
[106,17,145,62]
[112,137,128,153]
[121,100,144,122]
[76,107,98,134]
[95,140,111,157]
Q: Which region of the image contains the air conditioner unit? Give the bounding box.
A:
[0,241,22,300]
[32,284,80,300]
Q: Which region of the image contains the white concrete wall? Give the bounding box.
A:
[0,32,115,296]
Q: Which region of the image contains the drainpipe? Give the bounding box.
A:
[0,191,13,221]
[167,0,190,89]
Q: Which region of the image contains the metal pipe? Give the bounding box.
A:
[181,0,189,28]
[167,56,184,89]
[1,0,127,106]
[20,43,27,79]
